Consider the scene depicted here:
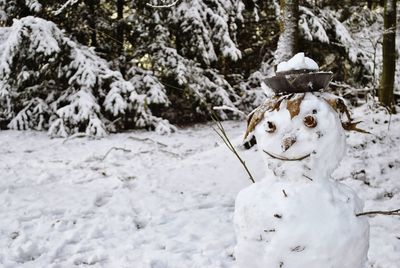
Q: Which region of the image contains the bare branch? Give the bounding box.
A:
[211,126,234,154]
[101,147,131,160]
[211,114,255,183]
[158,148,182,158]
[62,132,92,144]
[213,105,246,116]
[128,136,168,147]
[356,209,400,217]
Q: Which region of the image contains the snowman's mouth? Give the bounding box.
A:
[263,150,311,161]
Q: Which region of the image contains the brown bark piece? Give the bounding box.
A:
[244,96,284,139]
[286,93,305,119]
[342,121,370,134]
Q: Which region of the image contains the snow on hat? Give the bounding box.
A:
[266,52,333,94]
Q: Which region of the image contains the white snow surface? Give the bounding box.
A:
[234,93,369,267]
[276,52,319,73]
[0,103,399,268]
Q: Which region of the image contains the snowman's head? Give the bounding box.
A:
[245,93,362,180]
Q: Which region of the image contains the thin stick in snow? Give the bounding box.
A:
[62,132,92,144]
[356,209,400,217]
[101,147,131,160]
[302,174,314,181]
[282,189,288,197]
[158,149,182,158]
[127,136,168,147]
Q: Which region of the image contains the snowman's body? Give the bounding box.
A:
[234,93,369,268]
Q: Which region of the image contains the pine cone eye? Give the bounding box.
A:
[265,121,276,133]
[304,115,317,128]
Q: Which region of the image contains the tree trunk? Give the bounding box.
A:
[275,0,299,64]
[86,0,98,47]
[379,0,396,112]
[116,0,126,76]
[368,0,385,8]
[367,0,373,9]
[116,0,124,53]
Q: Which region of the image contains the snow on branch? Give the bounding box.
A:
[213,105,245,116]
[0,16,173,137]
[53,0,80,15]
[146,0,179,8]
[25,0,42,13]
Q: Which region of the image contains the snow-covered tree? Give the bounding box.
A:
[0,0,266,135]
[298,5,385,90]
[0,0,42,26]
[1,0,392,137]
[0,16,172,137]
[127,0,248,121]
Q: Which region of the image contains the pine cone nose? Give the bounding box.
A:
[282,136,296,152]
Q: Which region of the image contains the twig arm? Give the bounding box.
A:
[211,115,255,183]
[356,209,400,217]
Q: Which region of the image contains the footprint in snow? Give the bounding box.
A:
[11,240,43,263]
[93,192,113,207]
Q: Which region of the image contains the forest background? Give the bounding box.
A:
[0,0,398,137]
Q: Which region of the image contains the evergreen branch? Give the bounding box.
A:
[85,25,125,46]
[211,114,255,184]
[356,209,400,217]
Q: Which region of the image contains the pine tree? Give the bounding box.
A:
[0,16,172,137]
[0,0,42,26]
[126,0,249,122]
[1,0,389,138]
[0,0,262,136]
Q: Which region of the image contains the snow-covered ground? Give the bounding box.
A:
[0,104,399,268]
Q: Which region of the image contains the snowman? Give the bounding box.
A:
[234,53,369,268]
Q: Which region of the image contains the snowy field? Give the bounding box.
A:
[0,104,399,268]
